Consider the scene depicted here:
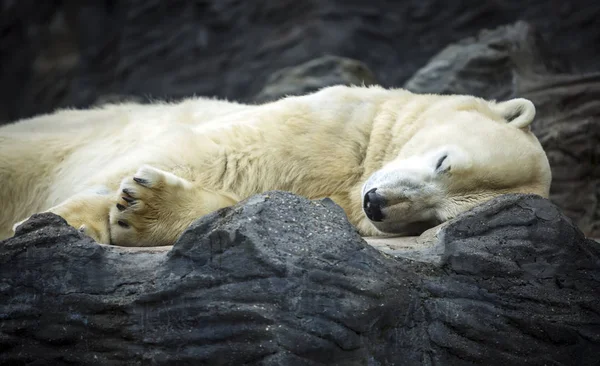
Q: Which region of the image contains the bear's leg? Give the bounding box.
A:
[109,165,238,247]
[12,189,115,244]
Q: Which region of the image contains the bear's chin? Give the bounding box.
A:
[370,218,442,237]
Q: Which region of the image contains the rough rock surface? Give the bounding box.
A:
[519,72,600,239]
[404,21,600,238]
[2,191,599,365]
[2,0,600,123]
[403,21,569,100]
[252,55,377,103]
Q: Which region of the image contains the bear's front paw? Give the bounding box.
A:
[109,165,193,246]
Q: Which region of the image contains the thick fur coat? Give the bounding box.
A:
[0,85,551,246]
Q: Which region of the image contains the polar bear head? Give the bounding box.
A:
[361,96,551,235]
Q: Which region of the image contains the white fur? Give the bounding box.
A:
[0,85,551,246]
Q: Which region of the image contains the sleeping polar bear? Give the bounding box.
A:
[0,85,551,246]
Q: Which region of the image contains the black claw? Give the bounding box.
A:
[116,203,126,211]
[117,220,129,228]
[133,177,149,186]
[122,188,133,196]
[122,196,134,203]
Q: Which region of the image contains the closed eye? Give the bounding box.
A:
[435,154,449,173]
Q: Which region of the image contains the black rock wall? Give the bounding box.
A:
[1,0,600,123]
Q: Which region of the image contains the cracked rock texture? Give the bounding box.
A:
[1,191,599,365]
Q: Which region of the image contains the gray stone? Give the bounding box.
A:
[2,191,599,365]
[92,93,146,106]
[252,55,377,103]
[3,1,600,123]
[519,72,600,238]
[404,21,568,100]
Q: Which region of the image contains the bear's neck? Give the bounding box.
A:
[195,86,423,207]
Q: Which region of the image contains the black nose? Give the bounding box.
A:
[363,188,385,222]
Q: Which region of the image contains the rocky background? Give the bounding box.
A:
[1,0,599,119]
[1,0,599,237]
[1,1,600,364]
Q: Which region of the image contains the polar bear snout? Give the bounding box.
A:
[363,188,386,222]
[361,155,447,234]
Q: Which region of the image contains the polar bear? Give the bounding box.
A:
[0,85,551,246]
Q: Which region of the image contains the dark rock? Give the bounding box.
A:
[92,93,146,107]
[2,191,599,365]
[2,1,600,123]
[404,21,600,237]
[404,21,569,100]
[519,72,600,238]
[252,55,378,103]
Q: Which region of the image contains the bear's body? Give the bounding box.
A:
[0,85,551,246]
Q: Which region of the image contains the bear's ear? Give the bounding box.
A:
[493,98,536,129]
